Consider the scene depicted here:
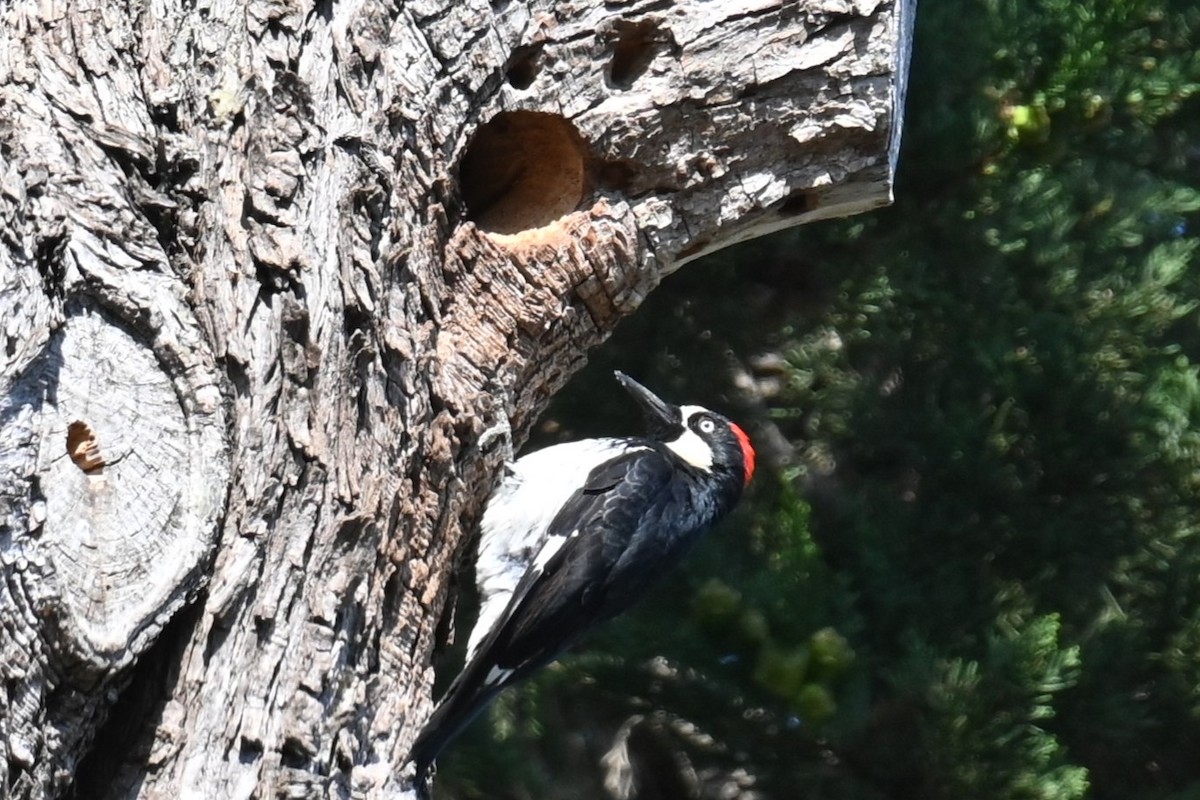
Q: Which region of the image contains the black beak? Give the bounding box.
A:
[614,371,681,438]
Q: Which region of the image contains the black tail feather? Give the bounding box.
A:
[409,683,500,776]
[407,655,508,796]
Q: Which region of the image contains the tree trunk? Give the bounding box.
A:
[0,0,913,796]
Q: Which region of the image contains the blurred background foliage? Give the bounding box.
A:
[437,0,1200,797]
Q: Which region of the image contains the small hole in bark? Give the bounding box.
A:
[593,159,640,193]
[608,19,663,89]
[778,189,817,217]
[239,739,264,764]
[280,737,314,769]
[505,44,542,89]
[458,111,589,235]
[66,420,106,472]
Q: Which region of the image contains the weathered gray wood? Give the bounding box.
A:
[0,0,913,797]
[2,309,222,653]
[0,305,228,792]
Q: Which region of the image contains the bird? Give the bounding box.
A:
[408,371,755,797]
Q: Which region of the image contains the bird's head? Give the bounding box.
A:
[614,371,756,490]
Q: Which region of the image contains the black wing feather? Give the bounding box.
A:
[492,450,677,658]
[410,447,707,789]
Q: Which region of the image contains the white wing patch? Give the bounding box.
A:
[665,405,715,471]
[484,665,513,686]
[532,532,570,573]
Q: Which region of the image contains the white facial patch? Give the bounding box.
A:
[666,406,715,471]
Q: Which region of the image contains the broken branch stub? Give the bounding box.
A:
[449,0,914,267]
[1,307,228,669]
[0,282,230,800]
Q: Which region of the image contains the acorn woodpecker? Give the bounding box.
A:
[409,371,755,796]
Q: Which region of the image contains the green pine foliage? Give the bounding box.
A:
[436,1,1200,798]
[910,614,1088,799]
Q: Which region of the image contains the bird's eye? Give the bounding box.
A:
[697,418,716,434]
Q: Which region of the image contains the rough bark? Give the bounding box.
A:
[0,0,913,797]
